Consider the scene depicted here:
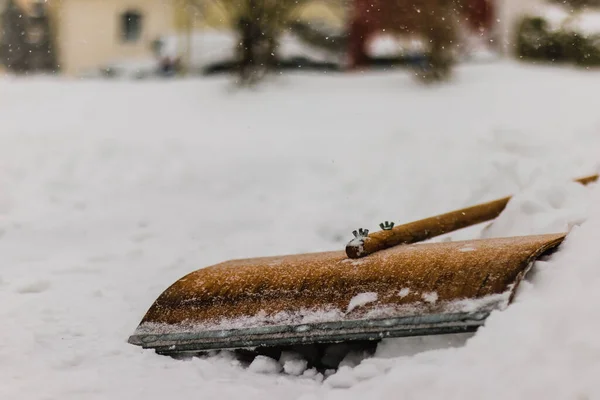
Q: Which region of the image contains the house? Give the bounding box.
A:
[0,0,550,75]
[346,0,497,67]
[53,0,176,75]
[346,0,554,66]
[0,0,177,75]
[169,0,545,70]
[166,0,347,72]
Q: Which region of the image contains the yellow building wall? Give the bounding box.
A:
[295,2,346,28]
[10,0,343,74]
[173,0,346,31]
[50,0,176,75]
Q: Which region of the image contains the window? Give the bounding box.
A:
[121,11,142,42]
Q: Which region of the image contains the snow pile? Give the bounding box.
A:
[158,30,342,70]
[536,4,570,32]
[481,179,592,239]
[347,292,378,313]
[133,308,347,334]
[531,4,600,37]
[281,352,309,376]
[421,292,438,304]
[249,356,283,374]
[568,9,600,37]
[0,62,600,399]
[320,182,600,400]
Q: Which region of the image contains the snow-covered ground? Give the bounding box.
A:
[1,61,599,399]
[533,3,600,36]
[160,30,343,68]
[99,30,344,79]
[99,29,496,79]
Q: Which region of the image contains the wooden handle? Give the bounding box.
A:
[345,174,598,259]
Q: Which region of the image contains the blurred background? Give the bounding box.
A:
[2,0,600,80]
[2,1,600,398]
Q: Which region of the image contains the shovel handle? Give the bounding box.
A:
[345,174,598,259]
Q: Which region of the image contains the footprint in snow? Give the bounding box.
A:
[16,279,51,294]
[87,254,116,263]
[130,232,154,243]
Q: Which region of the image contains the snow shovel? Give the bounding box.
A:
[128,174,597,356]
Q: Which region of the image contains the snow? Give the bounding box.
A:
[321,186,600,400]
[14,278,52,294]
[284,359,309,376]
[281,352,309,376]
[574,12,600,36]
[85,29,345,78]
[133,308,348,334]
[134,288,505,337]
[249,356,283,374]
[531,4,600,37]
[159,29,343,70]
[1,61,600,399]
[365,35,428,58]
[154,29,493,75]
[536,4,570,32]
[324,366,358,389]
[347,292,378,313]
[458,245,476,252]
[421,292,438,304]
[481,179,592,239]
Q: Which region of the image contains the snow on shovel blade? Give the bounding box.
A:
[128,233,565,355]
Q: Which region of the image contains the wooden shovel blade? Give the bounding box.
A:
[129,233,565,354]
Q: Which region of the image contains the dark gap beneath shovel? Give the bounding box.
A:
[165,339,380,373]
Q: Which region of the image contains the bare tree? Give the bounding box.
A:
[188,0,331,84]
